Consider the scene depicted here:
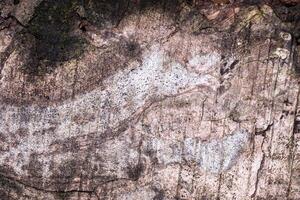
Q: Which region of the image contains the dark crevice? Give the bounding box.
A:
[255,122,274,137]
[13,0,20,5]
[0,171,139,199]
[286,85,300,198]
[251,152,265,198]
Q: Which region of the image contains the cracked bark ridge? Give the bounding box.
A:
[0,0,300,200]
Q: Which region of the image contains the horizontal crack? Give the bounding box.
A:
[0,173,93,194]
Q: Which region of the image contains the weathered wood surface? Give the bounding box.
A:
[0,0,300,199]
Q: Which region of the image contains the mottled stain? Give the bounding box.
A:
[0,2,299,199]
[0,174,23,199]
[50,159,78,191]
[127,162,144,181]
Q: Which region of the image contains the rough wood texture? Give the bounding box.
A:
[0,0,300,199]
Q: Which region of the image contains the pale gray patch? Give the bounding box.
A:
[182,129,249,173]
[144,129,249,173]
[0,44,220,176]
[147,138,182,165]
[193,129,249,173]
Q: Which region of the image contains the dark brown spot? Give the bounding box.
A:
[127,162,143,180]
[153,187,165,200]
[13,0,20,5]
